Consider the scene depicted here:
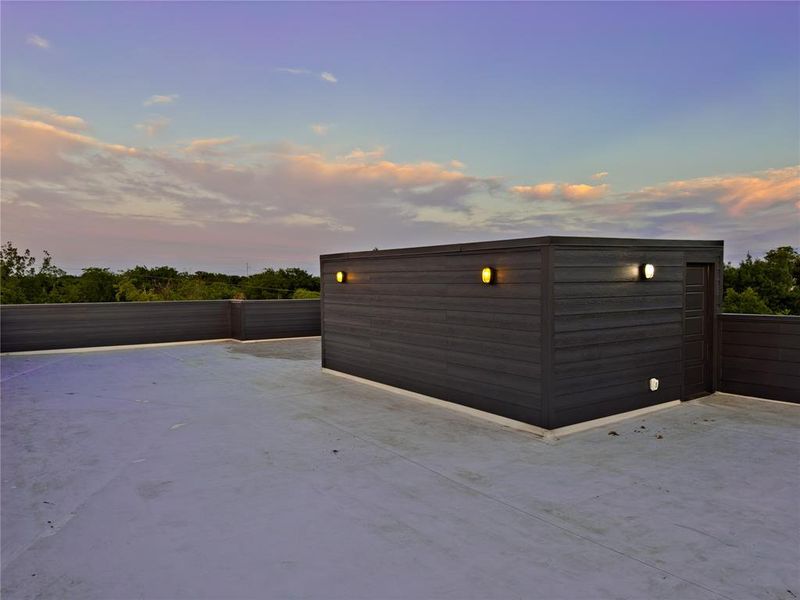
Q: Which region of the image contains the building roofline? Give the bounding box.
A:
[320,235,724,261]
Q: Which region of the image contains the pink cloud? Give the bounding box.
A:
[633,165,799,216]
[510,183,558,198]
[1,117,134,157]
[1,114,136,183]
[562,182,608,201]
[285,153,470,188]
[1,102,493,239]
[510,181,607,201]
[182,136,239,155]
[9,101,87,130]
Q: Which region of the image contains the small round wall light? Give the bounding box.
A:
[649,378,660,392]
[481,267,495,284]
[336,271,347,284]
[641,263,655,280]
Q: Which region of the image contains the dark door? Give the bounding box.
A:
[683,264,714,399]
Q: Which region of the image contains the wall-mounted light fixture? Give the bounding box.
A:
[641,263,655,280]
[649,378,659,392]
[336,271,347,284]
[481,267,495,284]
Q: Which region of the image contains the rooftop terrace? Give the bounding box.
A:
[1,338,798,599]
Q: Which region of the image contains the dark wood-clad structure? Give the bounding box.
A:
[321,236,724,429]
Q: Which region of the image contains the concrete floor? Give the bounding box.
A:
[1,338,798,600]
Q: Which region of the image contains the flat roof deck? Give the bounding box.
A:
[1,339,798,600]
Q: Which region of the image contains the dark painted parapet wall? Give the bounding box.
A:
[322,236,725,429]
[231,299,321,341]
[0,299,320,352]
[719,314,800,403]
[321,244,543,425]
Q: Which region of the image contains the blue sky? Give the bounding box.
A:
[2,1,798,273]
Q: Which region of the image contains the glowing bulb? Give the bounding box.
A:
[643,264,655,280]
[481,267,494,284]
[336,271,346,283]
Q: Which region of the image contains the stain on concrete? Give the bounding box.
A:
[136,480,173,500]
[456,469,487,484]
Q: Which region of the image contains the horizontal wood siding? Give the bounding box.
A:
[0,301,232,352]
[0,300,321,352]
[321,248,544,426]
[550,246,723,428]
[719,314,800,403]
[230,301,243,340]
[237,300,320,340]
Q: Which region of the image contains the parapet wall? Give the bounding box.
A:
[718,313,800,403]
[0,299,320,352]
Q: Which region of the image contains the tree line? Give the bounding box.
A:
[722,246,799,315]
[0,242,320,304]
[1,241,797,314]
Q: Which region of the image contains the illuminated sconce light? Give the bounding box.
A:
[336,271,346,284]
[641,263,655,280]
[481,267,495,284]
[649,378,659,392]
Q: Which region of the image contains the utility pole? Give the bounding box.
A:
[246,262,249,277]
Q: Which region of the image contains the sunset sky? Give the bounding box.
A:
[2,1,798,274]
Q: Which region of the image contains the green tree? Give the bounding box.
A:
[241,268,319,299]
[174,278,237,300]
[292,288,320,299]
[1,242,36,278]
[0,242,66,303]
[724,246,799,314]
[194,271,243,286]
[723,287,772,314]
[0,243,33,303]
[115,266,186,301]
[77,268,118,302]
[115,278,161,302]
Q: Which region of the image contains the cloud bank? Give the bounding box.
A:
[1,101,796,271]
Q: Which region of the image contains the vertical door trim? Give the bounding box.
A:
[683,262,715,400]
